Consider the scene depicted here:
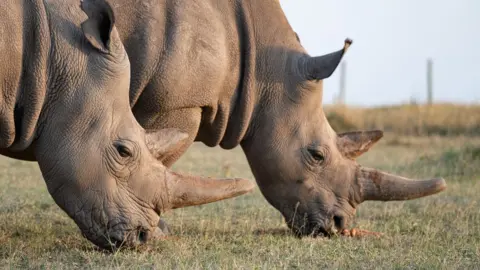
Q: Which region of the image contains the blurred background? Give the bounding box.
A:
[280,0,480,136]
[280,0,479,106]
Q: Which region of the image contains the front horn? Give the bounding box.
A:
[164,171,256,209]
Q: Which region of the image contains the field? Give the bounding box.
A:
[326,103,480,136]
[1,105,480,269]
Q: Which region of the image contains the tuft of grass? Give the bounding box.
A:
[0,135,479,268]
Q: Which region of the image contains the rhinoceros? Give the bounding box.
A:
[0,0,254,249]
[107,0,446,236]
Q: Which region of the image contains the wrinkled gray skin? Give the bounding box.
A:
[0,0,254,250]
[108,0,447,236]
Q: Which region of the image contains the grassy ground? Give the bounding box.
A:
[1,134,480,269]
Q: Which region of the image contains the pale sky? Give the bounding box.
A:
[279,0,480,106]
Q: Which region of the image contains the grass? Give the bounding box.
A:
[326,103,480,136]
[1,134,480,269]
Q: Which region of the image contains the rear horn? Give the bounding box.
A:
[305,38,352,81]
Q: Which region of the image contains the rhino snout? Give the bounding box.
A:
[91,226,162,250]
[286,210,352,237]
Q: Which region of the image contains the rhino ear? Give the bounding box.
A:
[145,128,189,159]
[304,38,352,81]
[337,130,383,159]
[80,0,116,53]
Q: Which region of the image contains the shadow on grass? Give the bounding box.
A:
[252,227,293,237]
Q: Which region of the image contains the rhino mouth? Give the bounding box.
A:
[78,218,156,251]
[83,226,154,251]
[287,213,340,238]
[303,224,332,237]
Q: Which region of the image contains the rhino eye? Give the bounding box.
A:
[308,148,325,163]
[115,143,133,158]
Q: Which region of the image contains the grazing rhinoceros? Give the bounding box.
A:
[0,0,254,249]
[107,0,446,236]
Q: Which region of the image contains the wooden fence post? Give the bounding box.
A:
[427,58,433,105]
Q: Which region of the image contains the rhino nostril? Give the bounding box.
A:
[333,215,345,230]
[137,229,149,244]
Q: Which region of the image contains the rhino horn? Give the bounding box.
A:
[305,38,352,81]
[358,167,447,202]
[166,172,256,209]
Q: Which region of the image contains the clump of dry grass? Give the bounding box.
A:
[326,103,480,136]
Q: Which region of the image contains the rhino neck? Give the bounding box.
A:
[220,0,306,152]
[190,0,302,149]
[212,1,258,149]
[238,0,309,159]
[0,0,51,153]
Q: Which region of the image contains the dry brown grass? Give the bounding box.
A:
[326,103,480,136]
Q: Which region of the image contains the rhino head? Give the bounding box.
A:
[33,0,253,249]
[241,36,446,236]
